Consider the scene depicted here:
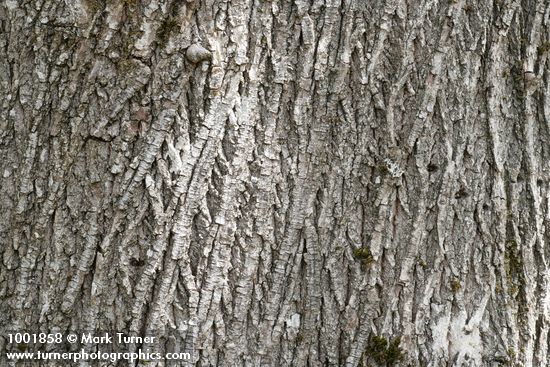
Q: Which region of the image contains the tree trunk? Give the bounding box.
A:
[1,0,550,366]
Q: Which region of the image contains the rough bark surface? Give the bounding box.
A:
[1,0,550,366]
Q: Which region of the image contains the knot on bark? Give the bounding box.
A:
[186,44,212,64]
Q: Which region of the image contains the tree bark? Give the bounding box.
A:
[1,0,550,366]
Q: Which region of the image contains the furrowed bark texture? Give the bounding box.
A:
[1,0,550,366]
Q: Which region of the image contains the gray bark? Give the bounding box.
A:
[1,0,550,366]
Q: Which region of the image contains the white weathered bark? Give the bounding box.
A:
[1,0,550,366]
